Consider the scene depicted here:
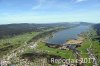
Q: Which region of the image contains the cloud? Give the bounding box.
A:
[75,0,87,3]
[32,0,69,10]
[32,0,87,10]
[32,0,46,10]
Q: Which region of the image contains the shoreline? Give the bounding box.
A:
[66,36,84,44]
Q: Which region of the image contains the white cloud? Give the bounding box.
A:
[32,0,88,10]
[32,0,46,10]
[75,0,87,3]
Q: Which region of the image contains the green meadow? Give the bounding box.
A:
[0,32,38,57]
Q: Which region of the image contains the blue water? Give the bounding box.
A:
[46,25,90,44]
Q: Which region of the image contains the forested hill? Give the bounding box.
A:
[0,23,75,39]
[79,22,93,25]
[93,23,100,35]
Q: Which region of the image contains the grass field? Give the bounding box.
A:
[77,29,100,66]
[19,41,75,66]
[37,42,74,59]
[0,32,38,57]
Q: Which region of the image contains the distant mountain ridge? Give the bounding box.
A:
[79,22,93,25]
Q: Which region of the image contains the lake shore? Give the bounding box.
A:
[66,37,84,44]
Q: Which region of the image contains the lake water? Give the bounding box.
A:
[46,25,90,45]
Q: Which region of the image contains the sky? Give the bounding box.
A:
[0,0,100,24]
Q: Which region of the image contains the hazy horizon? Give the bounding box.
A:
[0,0,100,24]
[0,21,98,25]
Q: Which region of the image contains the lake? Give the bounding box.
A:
[46,25,90,45]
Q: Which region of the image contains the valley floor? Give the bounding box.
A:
[0,28,100,66]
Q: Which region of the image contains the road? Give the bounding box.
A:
[87,48,98,66]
